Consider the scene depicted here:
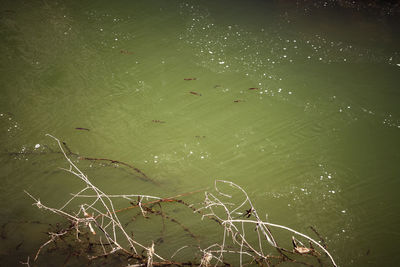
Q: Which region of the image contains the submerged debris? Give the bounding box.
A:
[21,135,337,267]
[189,91,202,96]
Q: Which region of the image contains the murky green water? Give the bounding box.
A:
[1,0,399,266]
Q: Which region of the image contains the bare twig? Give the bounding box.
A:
[24,135,337,267]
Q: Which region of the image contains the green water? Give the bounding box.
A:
[1,0,399,266]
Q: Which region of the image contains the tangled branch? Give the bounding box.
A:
[24,134,337,267]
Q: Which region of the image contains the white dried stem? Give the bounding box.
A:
[26,135,337,267]
[201,180,337,267]
[27,134,167,262]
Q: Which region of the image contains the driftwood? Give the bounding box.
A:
[4,137,155,184]
[22,134,337,267]
[77,156,156,184]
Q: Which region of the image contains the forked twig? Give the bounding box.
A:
[24,135,337,267]
[200,180,337,267]
[26,134,166,263]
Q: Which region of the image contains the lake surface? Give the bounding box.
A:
[1,0,399,266]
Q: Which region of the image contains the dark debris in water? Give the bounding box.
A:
[75,127,90,131]
[189,91,202,96]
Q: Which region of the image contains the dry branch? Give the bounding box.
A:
[23,134,338,267]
